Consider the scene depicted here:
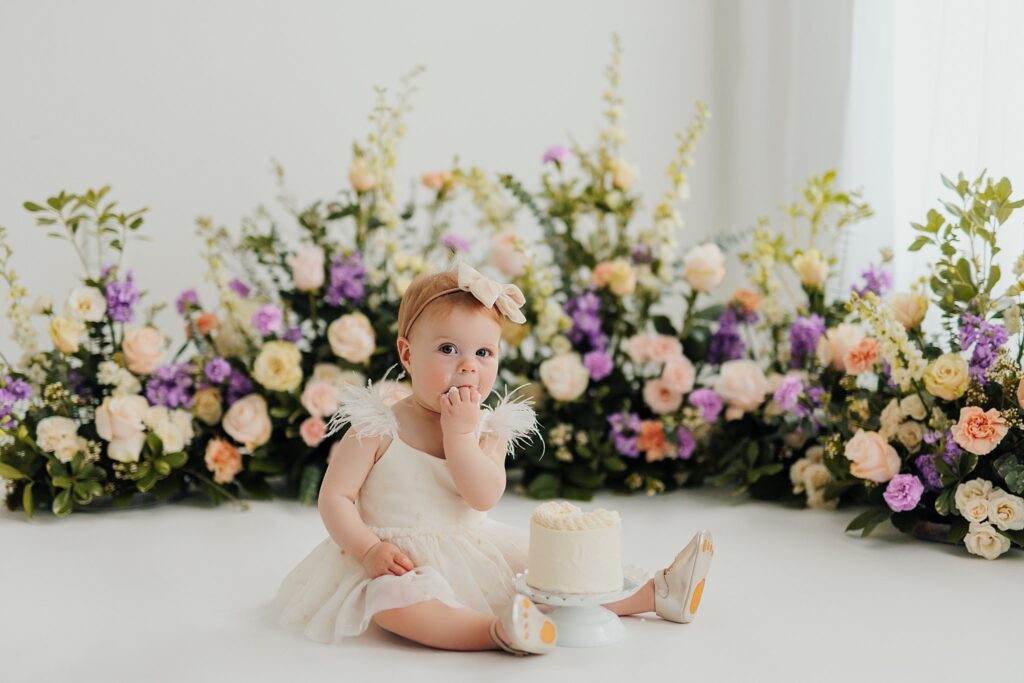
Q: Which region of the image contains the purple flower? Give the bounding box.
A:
[326,253,367,307]
[146,363,195,409]
[773,376,803,412]
[708,307,746,364]
[851,264,892,298]
[441,234,470,253]
[101,264,115,280]
[543,145,572,164]
[228,279,251,297]
[676,427,695,460]
[631,245,654,265]
[226,372,255,405]
[283,326,304,343]
[204,358,231,383]
[689,389,723,423]
[914,454,943,491]
[251,304,283,336]
[608,412,641,458]
[564,289,607,352]
[105,270,140,323]
[583,350,614,381]
[883,474,924,512]
[959,314,1010,384]
[0,375,32,429]
[175,289,199,316]
[789,314,825,368]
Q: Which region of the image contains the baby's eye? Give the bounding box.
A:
[439,343,457,355]
[476,348,492,358]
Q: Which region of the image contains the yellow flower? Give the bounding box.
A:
[253,341,303,392]
[49,316,85,354]
[923,353,970,401]
[792,249,828,288]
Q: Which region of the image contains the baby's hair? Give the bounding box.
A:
[396,269,502,340]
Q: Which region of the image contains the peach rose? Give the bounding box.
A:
[327,313,376,364]
[650,335,683,363]
[888,292,928,330]
[490,231,525,277]
[196,313,221,336]
[623,333,658,364]
[349,157,376,192]
[661,356,696,394]
[204,438,242,484]
[951,406,1008,456]
[843,429,901,483]
[122,326,165,376]
[682,243,726,292]
[300,416,327,447]
[816,323,866,371]
[714,360,768,418]
[731,289,762,314]
[301,379,341,418]
[222,394,272,451]
[95,394,149,463]
[643,378,683,415]
[637,420,668,462]
[843,337,880,375]
[421,171,453,192]
[289,245,326,292]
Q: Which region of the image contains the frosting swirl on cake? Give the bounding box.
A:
[530,501,620,531]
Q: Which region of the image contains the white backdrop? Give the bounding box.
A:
[5,0,972,363]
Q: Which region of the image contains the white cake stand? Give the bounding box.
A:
[513,566,648,648]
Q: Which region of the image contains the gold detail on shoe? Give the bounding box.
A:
[540,621,556,644]
[689,579,705,615]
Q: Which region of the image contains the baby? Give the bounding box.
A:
[272,263,714,655]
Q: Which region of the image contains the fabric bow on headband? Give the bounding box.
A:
[457,263,527,324]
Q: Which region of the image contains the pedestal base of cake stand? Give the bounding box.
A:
[514,568,646,648]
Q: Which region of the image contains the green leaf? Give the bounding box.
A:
[935,489,955,516]
[0,462,28,480]
[240,475,273,501]
[164,451,188,468]
[560,485,595,501]
[908,236,931,252]
[959,452,978,478]
[23,201,46,212]
[993,453,1024,494]
[526,473,560,499]
[297,464,323,505]
[845,508,891,537]
[52,488,73,516]
[22,482,34,518]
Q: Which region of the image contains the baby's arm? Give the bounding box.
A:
[318,432,415,577]
[441,387,507,511]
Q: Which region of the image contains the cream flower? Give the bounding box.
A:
[714,360,768,419]
[222,394,272,451]
[49,316,85,354]
[923,353,970,401]
[955,478,994,518]
[899,395,927,421]
[192,387,224,426]
[539,353,589,402]
[682,243,726,292]
[964,522,1010,560]
[301,379,342,418]
[888,292,928,329]
[52,435,89,464]
[253,341,303,392]
[792,249,828,288]
[609,159,637,190]
[122,326,165,376]
[896,421,924,453]
[349,157,377,192]
[36,416,79,452]
[987,490,1024,531]
[95,394,150,463]
[289,245,326,292]
[327,313,376,364]
[67,286,107,322]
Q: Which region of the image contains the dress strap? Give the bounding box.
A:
[324,375,400,442]
[476,385,542,459]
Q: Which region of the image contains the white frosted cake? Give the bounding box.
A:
[526,501,622,594]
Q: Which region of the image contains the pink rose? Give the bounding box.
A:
[951,406,1008,456]
[222,394,272,451]
[299,416,326,447]
[122,326,165,376]
[843,429,901,483]
[490,232,525,277]
[817,323,865,371]
[421,171,453,192]
[650,335,683,363]
[592,262,614,288]
[289,245,325,292]
[843,337,880,375]
[643,378,683,414]
[661,356,696,394]
[624,333,658,364]
[714,360,768,415]
[300,379,341,418]
[204,438,242,484]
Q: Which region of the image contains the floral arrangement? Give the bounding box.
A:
[0,188,229,515]
[494,34,722,499]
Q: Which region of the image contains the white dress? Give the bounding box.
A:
[272,380,540,645]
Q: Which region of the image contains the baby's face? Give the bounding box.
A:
[400,306,502,413]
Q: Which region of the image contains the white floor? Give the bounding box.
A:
[2,484,1020,683]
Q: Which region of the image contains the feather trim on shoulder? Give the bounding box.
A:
[477,384,544,459]
[324,368,401,442]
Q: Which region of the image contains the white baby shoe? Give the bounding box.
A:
[490,594,558,655]
[653,530,714,624]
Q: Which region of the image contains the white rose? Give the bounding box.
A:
[888,292,928,330]
[682,243,726,292]
[67,286,107,322]
[95,394,149,463]
[36,416,79,452]
[327,313,376,364]
[49,316,85,354]
[122,326,165,376]
[987,490,1024,531]
[792,249,828,288]
[955,479,994,519]
[53,435,89,464]
[539,353,590,402]
[222,394,272,451]
[879,398,903,440]
[899,395,927,421]
[896,421,924,452]
[816,323,866,371]
[964,522,1011,560]
[289,245,326,292]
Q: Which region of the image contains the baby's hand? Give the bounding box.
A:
[361,541,415,579]
[440,386,482,437]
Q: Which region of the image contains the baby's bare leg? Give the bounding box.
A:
[373,600,498,651]
[602,579,655,616]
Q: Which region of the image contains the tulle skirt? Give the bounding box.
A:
[272,519,528,644]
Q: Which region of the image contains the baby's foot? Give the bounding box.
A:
[653,530,714,624]
[490,594,557,655]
